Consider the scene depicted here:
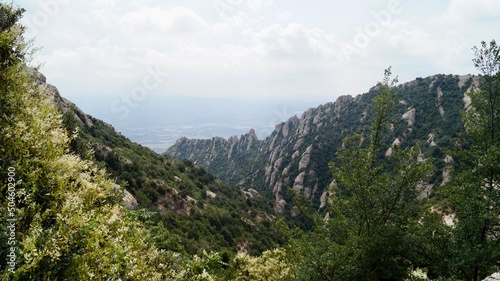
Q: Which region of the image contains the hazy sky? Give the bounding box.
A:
[13,0,500,140]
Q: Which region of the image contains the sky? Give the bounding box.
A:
[13,0,500,150]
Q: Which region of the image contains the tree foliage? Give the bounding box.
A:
[2,2,499,279]
[285,68,433,280]
[0,3,180,279]
[439,40,500,281]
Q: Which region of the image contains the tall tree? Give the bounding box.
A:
[327,68,432,280]
[443,40,500,281]
[286,68,432,280]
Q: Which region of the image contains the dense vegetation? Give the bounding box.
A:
[167,72,474,216]
[0,4,177,279]
[62,106,282,256]
[281,50,500,280]
[1,2,499,280]
[0,3,283,280]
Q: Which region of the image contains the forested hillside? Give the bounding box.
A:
[168,72,477,214]
[35,69,282,257]
[0,3,284,280]
[1,2,499,280]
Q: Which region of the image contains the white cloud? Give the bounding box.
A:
[385,20,467,61]
[212,22,233,37]
[251,23,343,62]
[432,0,500,24]
[15,0,500,146]
[119,7,210,46]
[277,11,291,21]
[246,0,275,11]
[17,0,498,107]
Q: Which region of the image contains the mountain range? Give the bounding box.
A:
[3,3,498,278]
[18,68,500,280]
[167,74,479,214]
[32,67,496,278]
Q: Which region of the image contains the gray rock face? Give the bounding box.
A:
[123,189,139,209]
[167,93,359,213]
[112,183,139,209]
[30,68,94,127]
[167,74,476,214]
[484,272,500,281]
[206,190,217,199]
[402,108,416,127]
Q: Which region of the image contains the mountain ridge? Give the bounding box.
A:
[167,73,479,213]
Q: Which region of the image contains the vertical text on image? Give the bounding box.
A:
[5,166,18,273]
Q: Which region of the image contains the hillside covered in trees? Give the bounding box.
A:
[167,72,476,215]
[1,2,499,280]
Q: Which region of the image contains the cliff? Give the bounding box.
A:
[167,74,479,213]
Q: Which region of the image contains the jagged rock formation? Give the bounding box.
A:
[112,183,139,209]
[167,74,480,213]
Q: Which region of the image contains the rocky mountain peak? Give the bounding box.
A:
[167,74,475,214]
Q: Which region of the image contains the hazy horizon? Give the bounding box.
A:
[74,93,334,152]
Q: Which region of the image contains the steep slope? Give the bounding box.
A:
[167,74,479,213]
[33,69,282,256]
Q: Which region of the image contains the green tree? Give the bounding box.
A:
[286,68,432,280]
[442,40,500,281]
[0,3,28,67]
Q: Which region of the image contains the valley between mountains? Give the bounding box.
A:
[2,4,499,277]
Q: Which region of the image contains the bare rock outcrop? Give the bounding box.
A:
[112,183,138,209]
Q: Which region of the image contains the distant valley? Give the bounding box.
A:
[4,1,499,278]
[71,94,332,152]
